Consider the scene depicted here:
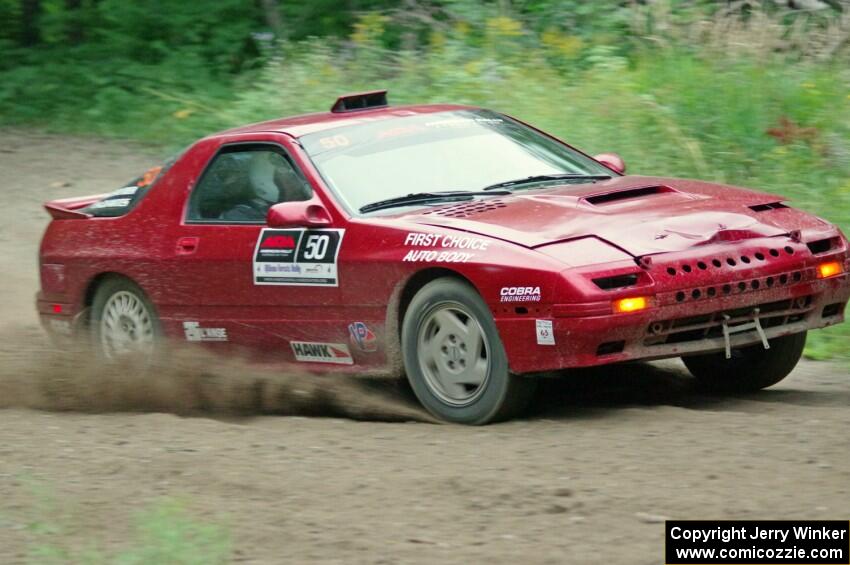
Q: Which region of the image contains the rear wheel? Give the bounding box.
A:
[90,277,161,362]
[401,278,535,424]
[682,331,806,393]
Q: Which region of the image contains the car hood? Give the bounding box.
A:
[403,176,826,257]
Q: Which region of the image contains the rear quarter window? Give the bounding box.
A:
[82,159,175,217]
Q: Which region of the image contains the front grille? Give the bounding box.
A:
[660,266,813,305]
[644,296,813,346]
[822,303,844,318]
[596,340,625,356]
[658,242,805,285]
[806,237,839,255]
[592,273,639,290]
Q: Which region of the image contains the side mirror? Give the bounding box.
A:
[593,152,626,175]
[267,200,332,228]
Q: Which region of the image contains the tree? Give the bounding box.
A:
[65,0,84,45]
[20,0,41,46]
[260,0,282,37]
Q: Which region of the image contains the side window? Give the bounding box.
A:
[83,158,176,217]
[187,145,312,223]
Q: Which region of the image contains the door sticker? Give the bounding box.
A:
[290,341,354,365]
[253,228,344,286]
[348,322,377,352]
[536,319,555,345]
[183,321,228,342]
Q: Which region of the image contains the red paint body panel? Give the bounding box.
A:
[37,104,850,376]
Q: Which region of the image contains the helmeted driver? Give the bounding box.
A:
[220,152,280,221]
[220,152,311,221]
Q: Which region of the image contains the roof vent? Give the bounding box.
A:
[330,90,388,113]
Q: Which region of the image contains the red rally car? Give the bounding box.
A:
[37,90,850,424]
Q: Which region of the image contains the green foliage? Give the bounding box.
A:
[112,501,231,565]
[22,483,231,565]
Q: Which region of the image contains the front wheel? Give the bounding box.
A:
[682,331,806,393]
[401,278,536,424]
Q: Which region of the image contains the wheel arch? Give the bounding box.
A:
[62,271,125,338]
[382,267,481,376]
[396,268,480,331]
[81,272,160,328]
[83,271,135,308]
[391,267,536,423]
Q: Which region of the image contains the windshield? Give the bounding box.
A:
[300,109,613,214]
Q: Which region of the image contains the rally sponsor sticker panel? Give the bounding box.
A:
[401,232,489,264]
[183,321,228,342]
[536,319,555,345]
[348,321,377,352]
[501,286,542,303]
[254,228,344,286]
[290,341,354,365]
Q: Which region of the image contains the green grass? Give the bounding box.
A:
[21,481,230,565]
[2,20,848,360]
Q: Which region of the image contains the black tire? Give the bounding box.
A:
[682,331,806,393]
[90,276,162,362]
[401,278,536,424]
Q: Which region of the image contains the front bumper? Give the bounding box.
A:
[497,247,850,374]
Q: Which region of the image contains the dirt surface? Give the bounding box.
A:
[0,130,848,564]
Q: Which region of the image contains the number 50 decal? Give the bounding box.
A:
[318,134,350,149]
[303,234,330,260]
[295,230,341,264]
[254,228,345,287]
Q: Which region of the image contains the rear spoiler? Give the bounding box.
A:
[44,194,105,220]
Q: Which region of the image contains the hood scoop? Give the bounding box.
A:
[749,202,788,212]
[582,185,676,206]
[422,199,508,218]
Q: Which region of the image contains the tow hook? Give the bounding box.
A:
[721,307,770,359]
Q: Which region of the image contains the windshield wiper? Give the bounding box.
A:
[482,173,611,191]
[359,190,512,214]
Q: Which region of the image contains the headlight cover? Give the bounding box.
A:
[536,237,633,268]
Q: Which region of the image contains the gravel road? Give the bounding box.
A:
[0,130,847,564]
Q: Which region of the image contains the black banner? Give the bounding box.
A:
[666,520,849,564]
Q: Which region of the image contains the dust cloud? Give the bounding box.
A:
[0,326,433,423]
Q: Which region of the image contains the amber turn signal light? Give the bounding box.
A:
[817,261,844,279]
[613,296,650,313]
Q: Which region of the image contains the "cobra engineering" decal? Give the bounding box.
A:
[500,286,541,303]
[254,228,344,286]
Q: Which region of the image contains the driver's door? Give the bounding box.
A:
[157,138,349,363]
